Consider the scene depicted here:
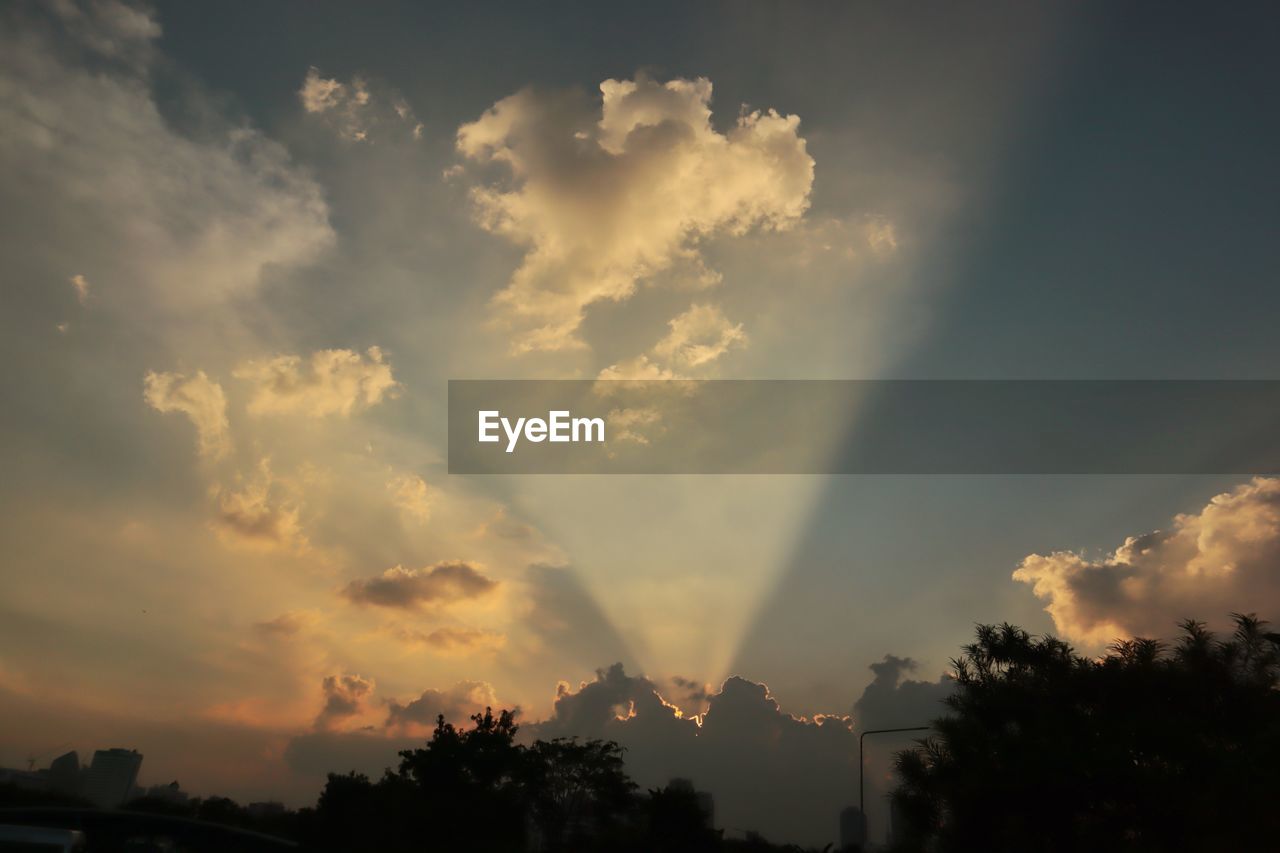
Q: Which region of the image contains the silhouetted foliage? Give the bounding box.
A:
[301,703,805,853]
[306,707,664,852]
[121,792,304,840]
[304,709,524,852]
[0,781,91,809]
[24,615,1275,851]
[523,737,637,849]
[889,614,1280,852]
[647,781,722,853]
[723,831,831,853]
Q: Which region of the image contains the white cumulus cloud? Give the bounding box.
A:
[69,274,90,305]
[143,370,231,460]
[234,347,399,417]
[1014,477,1280,646]
[455,75,814,354]
[386,472,436,523]
[651,303,747,370]
[212,458,308,553]
[298,66,420,143]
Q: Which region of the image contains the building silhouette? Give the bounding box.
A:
[82,748,143,808]
[47,750,80,797]
[840,805,867,850]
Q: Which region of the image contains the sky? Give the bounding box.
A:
[2,0,1279,846]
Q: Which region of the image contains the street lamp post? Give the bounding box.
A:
[859,726,931,818]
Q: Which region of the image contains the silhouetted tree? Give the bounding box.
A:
[308,708,651,852]
[889,614,1280,852]
[647,781,721,853]
[306,709,526,852]
[394,707,526,852]
[522,737,637,849]
[195,794,248,827]
[308,771,403,851]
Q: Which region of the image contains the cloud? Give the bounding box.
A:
[852,655,954,732]
[283,679,499,778]
[1,6,333,311]
[343,561,498,609]
[298,66,421,143]
[603,406,666,445]
[143,370,232,460]
[474,507,536,541]
[385,680,500,731]
[537,664,677,735]
[315,674,374,730]
[277,657,942,847]
[455,74,814,354]
[596,359,677,382]
[69,274,90,305]
[847,657,953,844]
[781,215,902,267]
[665,676,714,716]
[1013,477,1280,646]
[651,304,747,370]
[212,459,307,552]
[598,302,747,381]
[299,67,354,114]
[234,347,399,417]
[46,0,160,66]
[393,625,507,656]
[594,303,742,443]
[530,664,855,848]
[386,472,435,523]
[253,610,320,639]
[299,67,371,141]
[865,216,899,254]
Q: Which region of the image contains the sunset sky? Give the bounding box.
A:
[3,1,1279,846]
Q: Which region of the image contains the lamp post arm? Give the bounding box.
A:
[858,725,931,817]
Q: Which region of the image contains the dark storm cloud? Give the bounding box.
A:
[285,678,500,779]
[278,657,951,847]
[342,561,497,609]
[524,656,955,847]
[528,664,856,848]
[852,654,954,732]
[314,674,374,730]
[384,681,499,729]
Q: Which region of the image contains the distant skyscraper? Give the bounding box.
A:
[47,751,80,796]
[840,805,867,850]
[667,778,715,829]
[82,748,142,808]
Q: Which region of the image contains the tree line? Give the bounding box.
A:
[6,613,1277,851]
